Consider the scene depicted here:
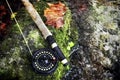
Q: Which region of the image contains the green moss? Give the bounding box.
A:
[27,30,45,48]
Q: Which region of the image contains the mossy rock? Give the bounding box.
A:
[0,1,78,80]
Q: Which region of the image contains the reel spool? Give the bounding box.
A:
[32,48,58,75]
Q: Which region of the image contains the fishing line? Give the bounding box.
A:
[6,0,33,56]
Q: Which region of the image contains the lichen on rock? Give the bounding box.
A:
[63,0,120,80]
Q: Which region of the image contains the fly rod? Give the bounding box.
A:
[21,0,68,75]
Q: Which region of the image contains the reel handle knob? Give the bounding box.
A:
[46,35,68,65]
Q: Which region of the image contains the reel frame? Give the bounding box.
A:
[32,48,58,75]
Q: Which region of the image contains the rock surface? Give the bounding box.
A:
[63,0,120,80]
[0,0,120,80]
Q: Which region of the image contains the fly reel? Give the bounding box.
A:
[32,48,58,75]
